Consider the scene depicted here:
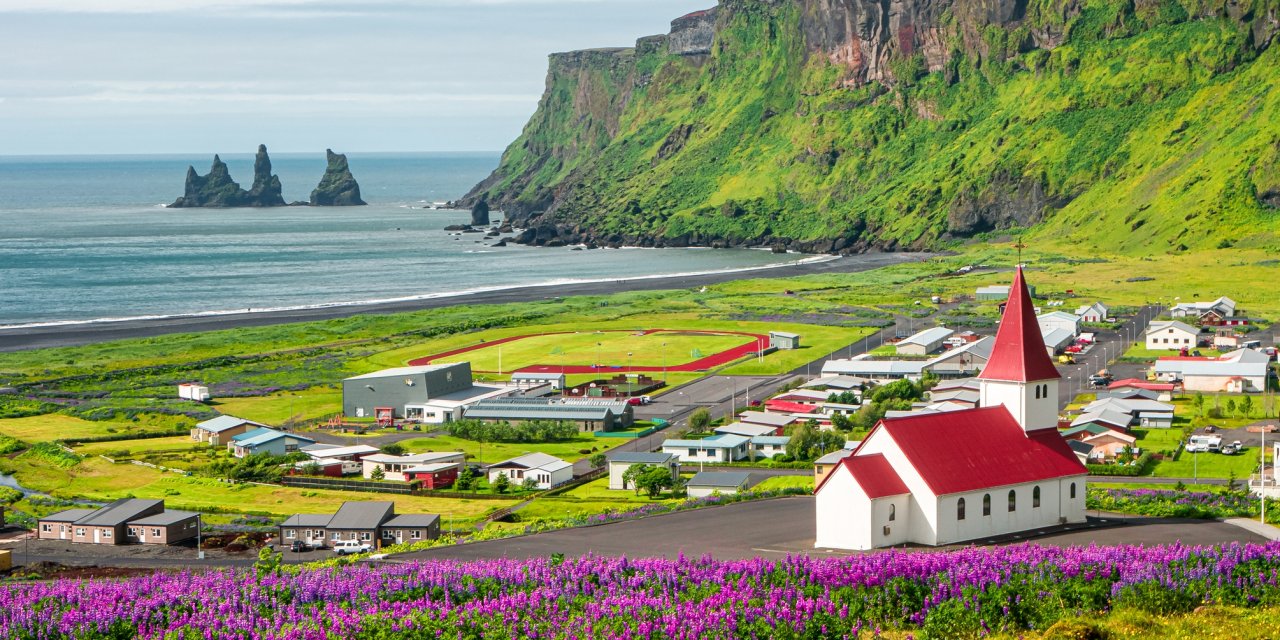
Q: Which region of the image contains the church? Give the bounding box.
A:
[815,267,1088,550]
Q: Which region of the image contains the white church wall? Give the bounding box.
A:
[870,496,911,547]
[934,477,1086,545]
[814,466,872,550]
[856,430,941,545]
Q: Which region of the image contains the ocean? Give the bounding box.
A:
[0,153,815,327]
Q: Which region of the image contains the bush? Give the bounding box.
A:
[446,419,579,443]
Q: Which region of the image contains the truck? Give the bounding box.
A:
[177,383,211,402]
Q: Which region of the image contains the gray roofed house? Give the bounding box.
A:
[76,498,164,527]
[326,501,395,531]
[191,415,268,446]
[896,327,955,356]
[923,337,994,378]
[36,499,197,546]
[737,411,797,428]
[487,452,574,489]
[37,508,96,523]
[128,510,200,528]
[608,452,679,465]
[820,357,927,380]
[606,452,679,490]
[714,422,781,438]
[685,471,752,497]
[278,501,442,549]
[464,397,633,432]
[384,514,440,528]
[279,514,334,528]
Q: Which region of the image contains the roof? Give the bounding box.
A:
[195,415,267,434]
[1145,320,1199,336]
[976,285,1011,295]
[1108,378,1177,392]
[307,445,379,459]
[362,452,464,465]
[979,267,1061,383]
[930,377,982,393]
[230,427,277,443]
[408,384,515,407]
[510,371,566,380]
[927,389,981,404]
[1083,431,1137,444]
[1070,409,1133,429]
[464,397,627,422]
[280,514,334,528]
[404,463,461,473]
[608,452,677,465]
[738,411,798,427]
[821,359,927,377]
[1059,423,1117,438]
[663,434,750,449]
[714,423,779,438]
[927,337,994,366]
[1084,397,1174,415]
[488,452,571,471]
[1153,354,1270,378]
[383,514,440,528]
[763,400,819,414]
[1041,327,1075,349]
[39,508,97,523]
[899,327,954,347]
[686,471,751,488]
[1038,311,1080,323]
[801,375,864,390]
[236,429,315,449]
[771,390,831,402]
[326,501,395,530]
[770,331,801,339]
[875,406,1087,496]
[842,454,911,499]
[75,498,164,527]
[1068,440,1095,456]
[814,449,854,465]
[751,435,790,446]
[345,363,466,381]
[128,510,199,526]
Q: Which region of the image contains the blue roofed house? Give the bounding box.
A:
[661,434,750,463]
[191,415,268,447]
[749,435,791,460]
[230,428,316,458]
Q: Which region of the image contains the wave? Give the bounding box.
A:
[0,253,846,331]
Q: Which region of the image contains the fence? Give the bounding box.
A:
[281,476,421,495]
[593,425,663,439]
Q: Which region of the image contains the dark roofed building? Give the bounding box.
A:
[685,471,752,497]
[463,397,633,432]
[279,501,440,550]
[36,499,197,546]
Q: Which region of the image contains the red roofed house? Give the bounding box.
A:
[815,267,1088,550]
[763,399,819,414]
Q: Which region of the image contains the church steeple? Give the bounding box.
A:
[979,266,1061,432]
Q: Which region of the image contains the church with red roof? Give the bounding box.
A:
[815,267,1088,550]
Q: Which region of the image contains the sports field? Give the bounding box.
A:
[412,329,768,374]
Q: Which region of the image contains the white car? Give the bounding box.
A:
[332,540,373,555]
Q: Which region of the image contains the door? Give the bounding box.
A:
[60,525,68,540]
[396,531,403,543]
[93,529,100,543]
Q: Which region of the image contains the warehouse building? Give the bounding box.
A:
[463,397,634,432]
[343,362,475,419]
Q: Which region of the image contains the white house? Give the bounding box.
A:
[737,411,799,430]
[606,452,679,491]
[1152,348,1271,392]
[362,452,465,482]
[714,422,781,438]
[486,452,573,489]
[749,435,790,459]
[1145,321,1200,350]
[686,471,751,498]
[1074,302,1109,323]
[1037,311,1081,337]
[661,434,750,463]
[815,267,1087,551]
[922,337,993,378]
[510,371,566,390]
[896,327,955,356]
[403,384,520,425]
[1171,297,1236,319]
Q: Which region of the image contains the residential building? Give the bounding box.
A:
[279,501,439,549]
[763,399,820,415]
[1041,327,1075,356]
[1214,329,1245,351]
[1037,311,1081,337]
[510,371,567,390]
[1067,440,1095,465]
[37,499,199,546]
[814,449,854,487]
[1107,378,1177,401]
[304,444,379,462]
[714,422,782,438]
[750,435,790,459]
[230,428,316,458]
[1083,397,1175,429]
[1145,321,1200,350]
[896,327,955,356]
[815,267,1087,551]
[685,471,752,498]
[1152,348,1271,392]
[1170,297,1236,319]
[662,434,750,463]
[487,452,574,489]
[1081,430,1138,462]
[769,331,801,350]
[1069,409,1134,432]
[737,411,799,430]
[1074,302,1109,323]
[768,389,832,406]
[606,452,679,491]
[463,397,633,432]
[343,362,475,419]
[820,357,926,381]
[361,452,466,486]
[801,375,866,392]
[191,415,267,447]
[923,337,993,378]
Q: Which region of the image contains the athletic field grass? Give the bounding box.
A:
[424,329,755,373]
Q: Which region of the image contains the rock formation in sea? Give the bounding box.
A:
[169,145,286,208]
[471,197,491,226]
[309,150,367,206]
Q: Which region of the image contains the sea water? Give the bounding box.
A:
[0,153,815,327]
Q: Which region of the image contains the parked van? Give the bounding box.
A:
[1186,435,1222,453]
[332,540,373,555]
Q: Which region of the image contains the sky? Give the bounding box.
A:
[0,0,712,155]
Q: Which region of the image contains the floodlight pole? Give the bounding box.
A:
[1263,426,1268,526]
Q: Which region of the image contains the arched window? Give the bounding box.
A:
[957,498,966,521]
[982,494,991,516]
[1008,489,1017,512]
[1070,482,1077,500]
[1033,385,1041,399]
[888,504,896,522]
[1033,486,1041,508]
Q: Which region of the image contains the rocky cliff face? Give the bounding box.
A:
[309,150,366,206]
[471,197,492,226]
[170,145,285,208]
[464,0,1280,254]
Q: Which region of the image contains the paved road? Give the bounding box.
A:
[394,497,1266,563]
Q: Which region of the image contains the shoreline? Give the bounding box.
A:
[0,252,935,353]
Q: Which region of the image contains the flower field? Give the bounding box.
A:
[5,542,1280,639]
[1087,487,1260,519]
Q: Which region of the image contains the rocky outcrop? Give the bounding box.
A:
[309,150,366,206]
[471,197,491,226]
[945,172,1073,236]
[669,8,718,55]
[169,145,286,208]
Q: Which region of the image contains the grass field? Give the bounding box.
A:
[212,388,342,425]
[74,436,201,457]
[429,330,753,372]
[0,414,182,443]
[751,475,814,492]
[1152,449,1264,479]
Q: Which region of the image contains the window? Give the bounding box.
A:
[360,532,372,541]
[1008,490,1017,512]
[331,532,341,541]
[688,448,698,458]
[957,498,966,521]
[1033,486,1042,508]
[41,524,52,533]
[128,527,137,536]
[151,528,161,537]
[411,531,422,540]
[102,530,112,538]
[888,504,896,522]
[1070,482,1077,500]
[982,494,991,516]
[382,530,394,539]
[1034,386,1040,399]
[76,528,86,536]
[286,530,296,539]
[285,444,299,453]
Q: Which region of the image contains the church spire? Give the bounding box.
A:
[978,266,1060,383]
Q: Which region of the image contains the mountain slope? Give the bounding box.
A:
[464,0,1279,254]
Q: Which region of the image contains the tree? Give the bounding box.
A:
[380,443,406,456]
[588,453,607,469]
[493,473,510,494]
[870,379,922,404]
[370,466,385,481]
[830,412,853,432]
[455,465,477,491]
[254,546,282,578]
[301,462,322,476]
[920,371,940,391]
[1226,397,1238,418]
[1192,392,1206,416]
[635,465,675,498]
[1240,395,1255,419]
[622,463,650,495]
[522,476,539,492]
[688,408,711,432]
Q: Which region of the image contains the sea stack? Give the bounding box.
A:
[471,196,491,226]
[169,145,286,208]
[309,149,366,206]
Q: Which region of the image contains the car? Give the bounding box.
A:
[627,397,643,406]
[332,540,373,555]
[289,540,314,553]
[1220,444,1238,455]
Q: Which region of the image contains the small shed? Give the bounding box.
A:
[686,471,752,498]
[769,331,801,350]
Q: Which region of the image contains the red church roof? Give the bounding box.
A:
[841,454,910,498]
[979,267,1061,382]
[876,406,1086,496]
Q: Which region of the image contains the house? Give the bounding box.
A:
[750,435,790,459]
[304,444,379,462]
[1214,329,1245,351]
[606,452,680,491]
[403,383,522,425]
[685,471,752,498]
[768,390,832,406]
[814,448,855,487]
[1069,409,1134,432]
[230,428,316,458]
[177,383,211,402]
[1108,378,1177,401]
[1081,430,1138,462]
[1145,321,1200,350]
[464,397,633,432]
[343,362,475,419]
[662,434,750,463]
[190,415,267,447]
[279,501,440,549]
[1038,311,1081,337]
[37,499,199,546]
[815,267,1087,551]
[1059,423,1121,442]
[361,452,466,485]
[922,337,993,378]
[1074,302,1109,323]
[1152,348,1270,392]
[1083,397,1175,429]
[931,378,981,393]
[896,327,955,356]
[1171,297,1236,320]
[802,375,866,392]
[510,371,566,390]
[926,387,981,409]
[763,399,820,415]
[737,411,799,430]
[769,331,801,350]
[715,422,782,438]
[1041,327,1075,356]
[1067,440,1095,465]
[820,357,926,381]
[487,452,574,489]
[944,331,983,348]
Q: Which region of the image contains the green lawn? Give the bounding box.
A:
[1152,448,1265,479]
[0,414,181,443]
[393,433,614,464]
[74,436,202,457]
[212,388,341,425]
[431,330,750,372]
[1122,343,1222,361]
[752,475,814,492]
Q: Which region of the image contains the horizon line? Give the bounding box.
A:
[0,149,506,158]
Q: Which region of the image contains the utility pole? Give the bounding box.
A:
[1262,426,1268,526]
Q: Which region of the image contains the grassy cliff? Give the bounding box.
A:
[466,0,1280,254]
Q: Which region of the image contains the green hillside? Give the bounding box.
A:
[465,0,1280,254]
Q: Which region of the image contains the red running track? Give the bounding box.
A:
[406,329,770,374]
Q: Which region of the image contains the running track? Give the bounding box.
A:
[406,329,770,374]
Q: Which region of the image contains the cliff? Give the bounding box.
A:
[309,150,367,206]
[170,145,285,208]
[464,0,1280,254]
